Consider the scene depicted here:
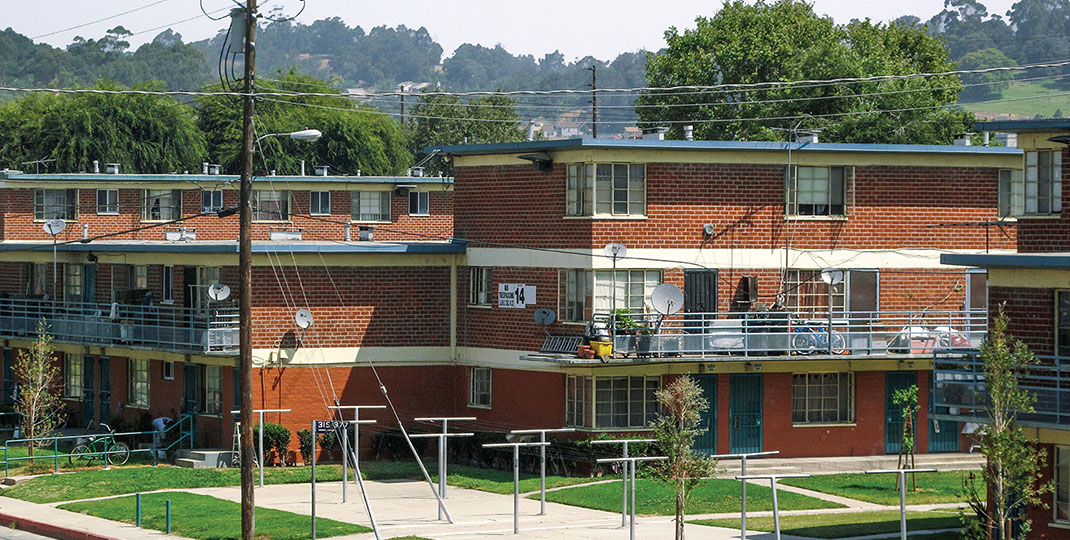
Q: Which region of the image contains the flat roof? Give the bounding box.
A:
[0,240,466,255]
[426,137,1023,157]
[942,252,1070,269]
[974,119,1070,133]
[0,172,453,185]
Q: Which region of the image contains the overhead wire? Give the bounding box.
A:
[31,0,175,39]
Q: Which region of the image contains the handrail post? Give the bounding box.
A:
[54,438,59,473]
[102,432,110,471]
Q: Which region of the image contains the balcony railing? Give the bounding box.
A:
[933,351,1070,429]
[585,309,986,359]
[0,297,238,354]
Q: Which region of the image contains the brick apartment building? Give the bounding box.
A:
[0,135,1026,460]
[939,119,1070,538]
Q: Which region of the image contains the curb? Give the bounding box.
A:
[0,511,122,540]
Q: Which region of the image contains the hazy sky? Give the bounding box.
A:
[8,0,1020,61]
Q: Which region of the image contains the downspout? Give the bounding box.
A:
[450,256,458,363]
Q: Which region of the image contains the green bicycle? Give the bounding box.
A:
[69,423,131,466]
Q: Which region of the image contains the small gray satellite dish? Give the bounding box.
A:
[534,308,557,326]
[207,283,231,301]
[43,219,66,236]
[294,308,314,329]
[820,268,844,286]
[650,283,684,315]
[603,243,627,260]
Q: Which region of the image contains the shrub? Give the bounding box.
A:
[252,423,291,462]
[297,429,314,463]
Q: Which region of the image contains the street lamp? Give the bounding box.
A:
[255,129,322,145]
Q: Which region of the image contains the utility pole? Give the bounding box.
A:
[237,1,258,540]
[398,84,406,127]
[588,65,597,138]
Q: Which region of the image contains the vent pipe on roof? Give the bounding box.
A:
[953,133,972,146]
[93,160,100,174]
[269,170,276,176]
[641,127,668,140]
[983,132,991,146]
[356,169,361,177]
[82,224,88,240]
[526,120,536,141]
[300,160,306,176]
[412,167,424,177]
[796,132,819,144]
[315,165,328,176]
[344,221,352,241]
[105,163,120,174]
[202,162,209,174]
[208,164,220,175]
[684,125,694,141]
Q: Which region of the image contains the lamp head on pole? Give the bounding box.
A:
[289,129,322,142]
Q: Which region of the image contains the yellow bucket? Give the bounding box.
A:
[589,340,613,357]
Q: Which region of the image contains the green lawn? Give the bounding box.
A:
[361,460,598,494]
[965,80,1070,118]
[691,510,961,539]
[539,478,843,515]
[2,442,159,476]
[59,492,368,540]
[779,471,969,506]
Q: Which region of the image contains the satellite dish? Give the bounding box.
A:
[650,283,684,315]
[207,284,231,301]
[43,219,66,236]
[820,268,844,286]
[534,308,557,326]
[603,243,627,260]
[294,308,314,329]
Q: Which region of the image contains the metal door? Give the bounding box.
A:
[885,371,917,454]
[693,374,717,454]
[2,349,14,404]
[729,374,762,453]
[183,363,200,414]
[928,372,959,452]
[684,270,717,333]
[99,357,111,423]
[82,356,95,429]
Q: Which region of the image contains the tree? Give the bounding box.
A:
[0,80,206,173]
[408,91,525,176]
[13,320,64,460]
[958,48,1017,102]
[893,384,920,490]
[962,310,1052,540]
[637,0,974,144]
[196,70,411,175]
[650,376,718,540]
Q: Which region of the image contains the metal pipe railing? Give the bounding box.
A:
[933,351,1070,428]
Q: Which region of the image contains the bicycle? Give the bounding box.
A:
[790,322,848,355]
[69,422,130,466]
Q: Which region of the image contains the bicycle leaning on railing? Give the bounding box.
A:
[69,423,131,466]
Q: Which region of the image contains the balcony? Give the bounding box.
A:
[933,351,1070,430]
[0,298,238,355]
[537,309,986,361]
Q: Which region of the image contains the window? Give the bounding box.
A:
[787,166,847,217]
[1056,446,1070,523]
[469,267,493,306]
[162,361,174,381]
[132,265,148,290]
[34,189,77,220]
[565,375,660,429]
[310,191,331,215]
[785,270,845,317]
[65,264,83,302]
[162,265,174,303]
[352,192,391,222]
[565,375,593,428]
[559,269,593,322]
[1000,151,1064,216]
[203,365,222,414]
[96,189,118,214]
[142,190,181,221]
[252,190,290,221]
[791,373,854,424]
[128,358,149,408]
[1058,291,1070,357]
[65,355,83,399]
[566,163,646,217]
[468,367,491,408]
[201,190,223,214]
[409,191,429,215]
[594,270,662,312]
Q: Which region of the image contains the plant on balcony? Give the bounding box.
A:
[611,309,650,335]
[13,319,66,462]
[961,310,1052,540]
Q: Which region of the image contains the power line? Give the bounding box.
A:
[31,0,174,40]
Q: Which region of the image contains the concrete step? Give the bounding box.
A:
[176,449,234,468]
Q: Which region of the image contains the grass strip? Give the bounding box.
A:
[690,510,962,539]
[779,471,970,506]
[59,492,368,540]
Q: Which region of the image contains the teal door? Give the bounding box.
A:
[99,358,111,424]
[729,374,762,453]
[82,356,95,429]
[693,374,717,454]
[885,371,917,454]
[928,372,959,452]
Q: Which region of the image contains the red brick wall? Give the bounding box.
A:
[452,365,566,430]
[454,163,1015,250]
[988,286,1055,355]
[1017,146,1070,253]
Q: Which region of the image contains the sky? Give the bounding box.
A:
[7,0,1021,61]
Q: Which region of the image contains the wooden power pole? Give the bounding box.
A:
[238,1,258,539]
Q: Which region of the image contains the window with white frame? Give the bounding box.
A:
[566,163,646,217]
[565,375,593,428]
[252,190,290,221]
[35,189,78,220]
[65,264,83,303]
[469,267,493,306]
[65,354,83,399]
[162,265,174,303]
[128,358,149,408]
[142,190,181,221]
[203,365,222,414]
[468,367,491,407]
[163,361,175,381]
[352,191,391,222]
[559,269,593,322]
[96,189,119,214]
[310,191,331,215]
[409,191,429,215]
[791,372,854,424]
[596,376,660,429]
[1056,446,1070,523]
[201,190,224,214]
[593,270,662,312]
[785,270,845,317]
[1058,291,1070,357]
[132,265,148,290]
[1026,150,1062,215]
[787,166,848,217]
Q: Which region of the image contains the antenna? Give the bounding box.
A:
[650,284,684,315]
[294,308,314,329]
[820,268,844,286]
[603,243,627,260]
[207,283,231,302]
[42,219,66,236]
[534,308,556,336]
